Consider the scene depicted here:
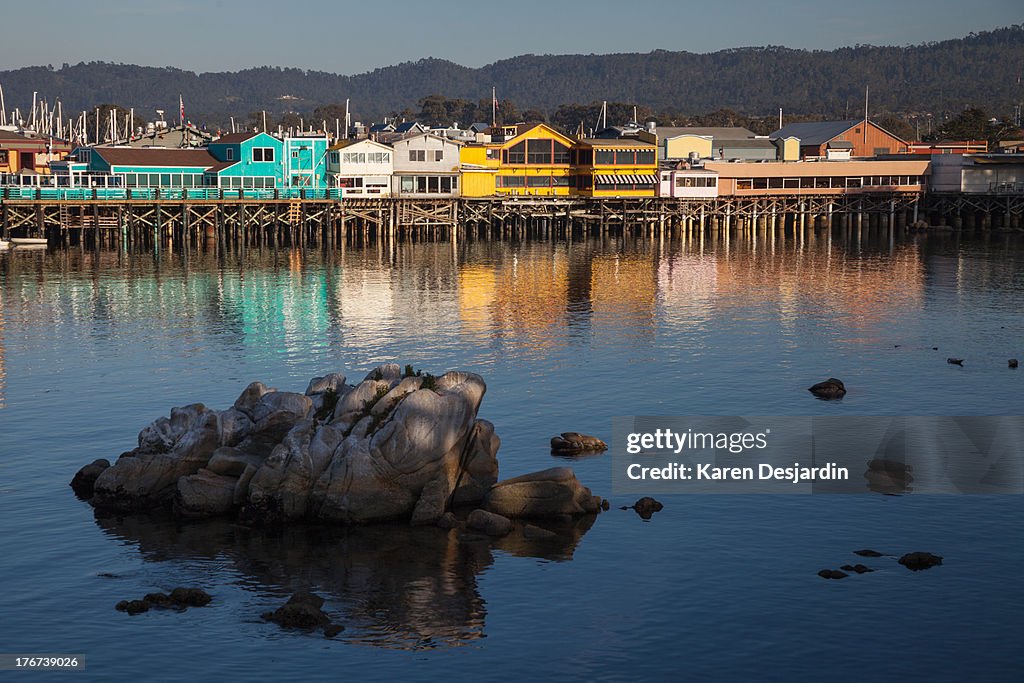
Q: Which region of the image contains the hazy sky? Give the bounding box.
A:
[1,0,1021,73]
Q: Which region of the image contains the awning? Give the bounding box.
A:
[594,174,658,184]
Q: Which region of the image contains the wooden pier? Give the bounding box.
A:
[2,191,1018,249]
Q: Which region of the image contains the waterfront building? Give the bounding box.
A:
[391,133,462,197]
[656,127,758,161]
[571,138,659,197]
[771,120,909,158]
[657,167,719,198]
[705,159,929,197]
[205,131,328,189]
[492,123,576,196]
[929,154,1024,194]
[0,129,71,176]
[458,143,500,197]
[74,146,215,188]
[326,138,394,196]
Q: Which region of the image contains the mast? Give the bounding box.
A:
[0,82,5,126]
[864,85,869,144]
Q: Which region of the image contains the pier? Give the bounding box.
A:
[0,192,952,249]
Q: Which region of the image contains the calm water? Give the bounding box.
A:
[1,228,1022,681]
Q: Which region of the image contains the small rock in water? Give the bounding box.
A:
[840,564,875,574]
[932,347,939,351]
[323,623,345,638]
[808,378,846,400]
[947,358,964,366]
[262,592,331,630]
[817,569,849,580]
[169,587,212,607]
[631,497,664,519]
[550,432,608,456]
[1010,359,1019,369]
[115,599,151,615]
[898,552,943,571]
[853,549,886,557]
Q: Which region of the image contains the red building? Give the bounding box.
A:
[771,119,908,158]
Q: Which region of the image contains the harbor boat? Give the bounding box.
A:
[9,237,49,246]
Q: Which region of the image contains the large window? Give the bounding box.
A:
[595,149,615,165]
[433,150,444,162]
[527,176,550,187]
[614,149,635,165]
[527,139,552,164]
[409,149,426,162]
[252,147,274,162]
[503,142,526,165]
[636,149,655,165]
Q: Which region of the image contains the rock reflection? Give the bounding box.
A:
[93,512,595,649]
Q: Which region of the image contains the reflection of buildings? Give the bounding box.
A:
[0,288,5,409]
[94,513,594,649]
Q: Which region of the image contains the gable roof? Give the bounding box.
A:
[212,131,258,145]
[657,126,756,140]
[394,121,426,133]
[205,160,241,173]
[92,147,216,168]
[328,138,394,152]
[770,120,860,145]
[500,122,576,147]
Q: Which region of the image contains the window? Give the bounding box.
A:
[0,150,7,164]
[292,151,299,159]
[416,176,428,193]
[253,147,274,162]
[440,176,452,193]
[736,179,753,190]
[768,177,784,189]
[753,178,768,189]
[527,176,550,187]
[503,142,526,165]
[527,139,552,164]
[433,149,444,162]
[401,176,414,193]
[409,149,426,162]
[160,174,171,186]
[595,149,614,165]
[783,178,799,188]
[343,152,366,164]
[873,147,890,156]
[226,148,234,161]
[498,175,525,188]
[329,151,340,164]
[486,148,500,161]
[846,177,862,188]
[553,142,570,164]
[614,149,635,165]
[552,176,569,187]
[636,150,655,165]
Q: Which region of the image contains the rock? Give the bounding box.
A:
[1010,359,1019,369]
[233,382,273,419]
[483,467,600,519]
[947,358,964,366]
[217,408,254,448]
[169,587,212,606]
[550,432,608,456]
[262,592,330,630]
[631,497,664,519]
[92,404,221,511]
[323,623,345,638]
[466,509,512,536]
[143,592,175,607]
[70,458,111,498]
[305,373,346,396]
[853,549,886,557]
[115,599,150,615]
[601,499,610,511]
[436,512,460,529]
[817,569,849,580]
[251,392,313,440]
[206,447,264,477]
[330,378,393,428]
[840,564,874,574]
[808,378,846,399]
[174,469,238,519]
[898,551,943,571]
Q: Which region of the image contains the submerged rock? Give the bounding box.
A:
[840,564,875,574]
[947,358,964,366]
[808,378,846,399]
[70,458,111,498]
[115,587,211,614]
[817,569,849,580]
[629,497,664,520]
[550,432,608,456]
[262,592,331,630]
[898,552,943,571]
[853,549,886,558]
[467,509,512,537]
[1010,359,1019,369]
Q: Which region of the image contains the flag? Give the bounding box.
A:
[179,94,185,124]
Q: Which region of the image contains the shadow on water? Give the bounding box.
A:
[92,511,596,649]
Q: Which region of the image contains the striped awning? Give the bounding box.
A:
[595,174,658,185]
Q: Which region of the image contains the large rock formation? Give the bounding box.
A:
[82,365,503,525]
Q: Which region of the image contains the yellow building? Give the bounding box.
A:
[459,143,500,197]
[663,134,714,161]
[570,138,659,197]
[493,123,576,197]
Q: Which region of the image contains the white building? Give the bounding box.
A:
[657,168,719,198]
[929,154,1024,194]
[391,134,462,197]
[326,139,394,196]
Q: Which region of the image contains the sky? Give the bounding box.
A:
[1,0,1021,74]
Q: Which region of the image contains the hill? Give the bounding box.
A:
[1,25,1021,128]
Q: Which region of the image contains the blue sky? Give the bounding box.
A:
[2,0,1021,73]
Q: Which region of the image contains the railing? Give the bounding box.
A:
[0,187,344,201]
